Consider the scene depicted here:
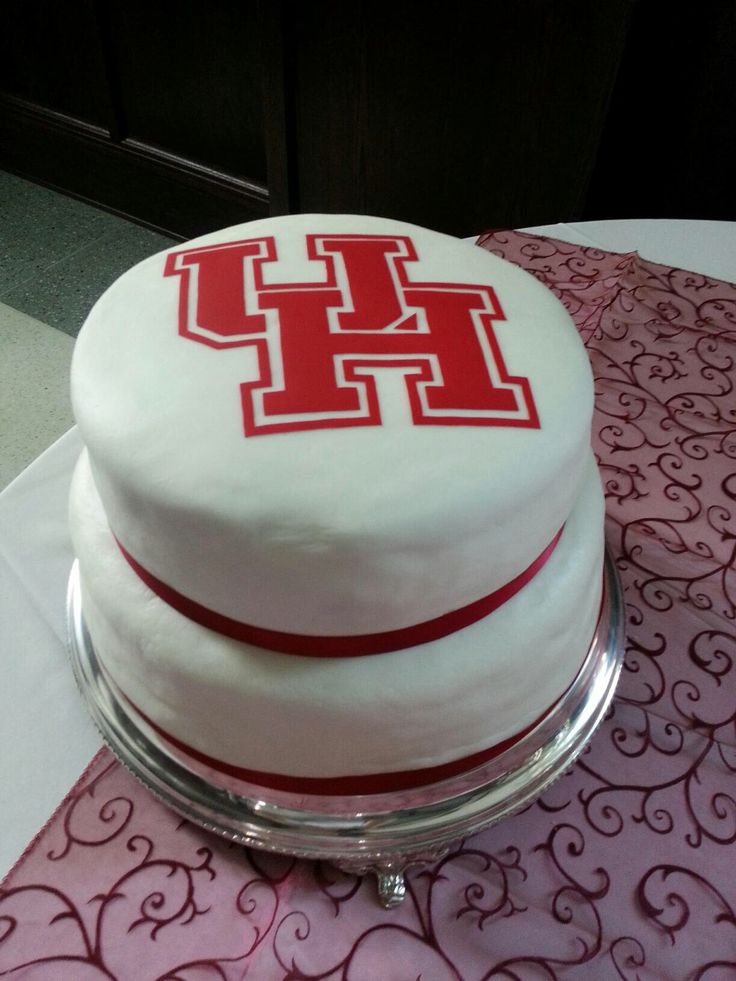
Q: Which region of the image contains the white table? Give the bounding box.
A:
[2,218,734,879]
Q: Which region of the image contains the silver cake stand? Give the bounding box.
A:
[67,552,624,908]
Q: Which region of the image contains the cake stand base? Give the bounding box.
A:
[67,552,624,909]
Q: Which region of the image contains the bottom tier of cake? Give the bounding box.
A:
[69,450,605,791]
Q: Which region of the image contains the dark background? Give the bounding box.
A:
[1,0,734,241]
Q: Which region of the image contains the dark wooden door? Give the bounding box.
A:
[8,1,731,238]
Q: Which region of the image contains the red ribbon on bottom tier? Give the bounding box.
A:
[129,697,546,795]
[113,575,605,795]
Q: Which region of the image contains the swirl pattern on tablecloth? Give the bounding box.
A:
[2,232,735,979]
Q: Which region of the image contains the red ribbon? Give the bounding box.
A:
[110,566,605,796]
[116,528,563,657]
[128,693,552,795]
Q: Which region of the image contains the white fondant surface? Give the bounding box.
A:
[71,215,594,635]
[70,451,604,778]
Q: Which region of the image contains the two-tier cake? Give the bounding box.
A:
[69,214,604,795]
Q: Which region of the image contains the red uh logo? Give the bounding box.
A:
[164,234,540,436]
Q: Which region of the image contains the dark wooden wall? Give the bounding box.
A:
[1,1,734,240]
[584,0,736,222]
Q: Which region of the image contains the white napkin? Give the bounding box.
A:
[0,428,100,877]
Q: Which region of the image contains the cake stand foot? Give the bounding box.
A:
[336,845,454,908]
[375,864,407,908]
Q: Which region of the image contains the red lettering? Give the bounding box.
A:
[165,233,539,436]
[164,239,272,346]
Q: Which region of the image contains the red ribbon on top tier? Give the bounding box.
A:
[115,528,563,657]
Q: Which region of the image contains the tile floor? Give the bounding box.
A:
[0,170,176,488]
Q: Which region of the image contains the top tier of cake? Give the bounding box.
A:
[71,215,594,639]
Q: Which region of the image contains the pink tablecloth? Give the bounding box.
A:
[2,233,736,980]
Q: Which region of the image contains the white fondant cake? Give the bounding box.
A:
[70,214,604,792]
[70,449,603,780]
